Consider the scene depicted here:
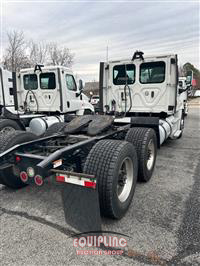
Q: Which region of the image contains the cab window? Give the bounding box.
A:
[140,61,165,84]
[40,73,56,89]
[66,75,77,91]
[23,74,38,90]
[113,64,135,85]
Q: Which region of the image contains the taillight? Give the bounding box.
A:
[34,175,43,186]
[20,171,28,182]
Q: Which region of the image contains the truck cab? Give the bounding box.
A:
[99,51,186,141]
[0,65,94,135]
[17,65,93,115]
[100,52,181,117]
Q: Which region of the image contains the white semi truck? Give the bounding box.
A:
[99,51,186,142]
[0,51,187,231]
[0,64,94,135]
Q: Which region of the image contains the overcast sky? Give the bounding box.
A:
[1,0,199,81]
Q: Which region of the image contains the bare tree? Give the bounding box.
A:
[2,31,75,71]
[3,30,30,71]
[28,40,49,66]
[48,43,74,67]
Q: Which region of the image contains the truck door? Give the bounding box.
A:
[62,73,83,112]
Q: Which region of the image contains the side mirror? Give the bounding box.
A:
[79,79,83,92]
[76,79,83,98]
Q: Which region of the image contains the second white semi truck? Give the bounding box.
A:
[0,65,94,135]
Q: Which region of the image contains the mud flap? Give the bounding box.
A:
[61,183,101,232]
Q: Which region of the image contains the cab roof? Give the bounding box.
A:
[20,65,72,73]
[109,53,176,64]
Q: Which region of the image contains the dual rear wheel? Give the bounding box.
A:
[125,127,157,182]
[83,127,157,218]
[84,139,138,219]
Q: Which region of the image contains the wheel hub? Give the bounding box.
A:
[118,172,127,186]
[117,157,134,203]
[146,139,155,170]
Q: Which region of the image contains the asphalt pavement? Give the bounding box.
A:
[0,100,200,265]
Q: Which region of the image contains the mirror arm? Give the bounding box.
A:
[76,89,83,97]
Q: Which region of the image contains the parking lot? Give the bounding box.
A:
[0,100,199,266]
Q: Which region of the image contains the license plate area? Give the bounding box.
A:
[51,169,96,189]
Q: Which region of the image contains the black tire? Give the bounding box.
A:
[43,122,67,137]
[125,127,157,182]
[0,119,22,133]
[83,139,138,219]
[0,130,37,189]
[84,109,94,115]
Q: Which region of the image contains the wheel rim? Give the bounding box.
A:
[117,157,134,203]
[147,139,155,170]
[1,126,16,134]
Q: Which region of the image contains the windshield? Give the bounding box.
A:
[23,74,38,90]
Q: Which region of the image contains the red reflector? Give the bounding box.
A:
[20,171,28,182]
[56,175,65,182]
[84,181,96,189]
[16,156,21,162]
[34,175,43,186]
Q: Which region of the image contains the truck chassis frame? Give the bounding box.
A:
[0,115,161,231]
